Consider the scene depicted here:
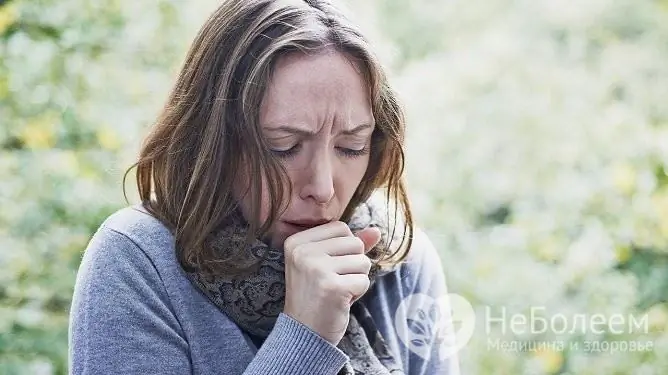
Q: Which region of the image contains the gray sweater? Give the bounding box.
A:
[68,205,460,375]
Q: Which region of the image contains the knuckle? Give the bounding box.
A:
[333,221,352,235]
[283,235,298,253]
[359,279,371,294]
[353,236,365,251]
[287,244,306,266]
[341,237,364,255]
[303,257,322,276]
[361,255,372,271]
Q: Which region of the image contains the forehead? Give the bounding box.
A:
[260,50,373,128]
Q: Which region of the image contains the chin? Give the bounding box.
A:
[262,231,286,250]
[272,236,287,251]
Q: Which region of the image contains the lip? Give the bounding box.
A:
[283,218,332,229]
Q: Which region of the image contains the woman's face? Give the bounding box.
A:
[236,49,375,249]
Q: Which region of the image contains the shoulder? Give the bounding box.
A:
[76,204,173,288]
[365,226,448,307]
[394,226,447,295]
[74,204,179,304]
[403,227,442,269]
[100,204,174,250]
[71,205,184,335]
[69,206,191,374]
[88,204,178,269]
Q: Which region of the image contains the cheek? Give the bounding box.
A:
[338,156,370,193]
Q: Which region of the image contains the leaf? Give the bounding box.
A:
[407,318,428,337]
[429,302,439,323]
[411,338,426,347]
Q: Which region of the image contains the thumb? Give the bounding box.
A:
[354,227,381,253]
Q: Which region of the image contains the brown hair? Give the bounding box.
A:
[125,0,414,276]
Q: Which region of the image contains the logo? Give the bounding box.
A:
[394,293,475,360]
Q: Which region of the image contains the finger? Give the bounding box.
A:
[354,227,381,253]
[329,254,372,275]
[284,237,364,270]
[317,236,365,256]
[338,273,371,302]
[283,221,352,252]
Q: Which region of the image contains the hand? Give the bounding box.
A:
[282,222,381,345]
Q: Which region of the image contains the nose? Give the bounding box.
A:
[298,150,335,205]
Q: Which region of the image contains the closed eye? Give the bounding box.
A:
[336,146,369,158]
[270,143,302,159]
[270,144,369,159]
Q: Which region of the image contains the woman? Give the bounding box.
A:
[68,0,459,374]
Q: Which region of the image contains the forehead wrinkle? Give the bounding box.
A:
[260,51,373,139]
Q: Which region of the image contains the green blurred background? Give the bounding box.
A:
[1,0,668,374]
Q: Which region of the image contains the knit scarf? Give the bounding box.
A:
[185,197,405,375]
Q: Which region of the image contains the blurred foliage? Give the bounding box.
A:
[1,0,668,374]
[389,0,668,373]
[0,0,218,373]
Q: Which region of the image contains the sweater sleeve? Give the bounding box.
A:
[69,225,348,375]
[242,313,348,375]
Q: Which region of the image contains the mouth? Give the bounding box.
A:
[283,219,331,231]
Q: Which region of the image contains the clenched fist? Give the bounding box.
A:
[282,221,381,345]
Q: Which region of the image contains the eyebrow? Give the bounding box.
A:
[264,123,374,137]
